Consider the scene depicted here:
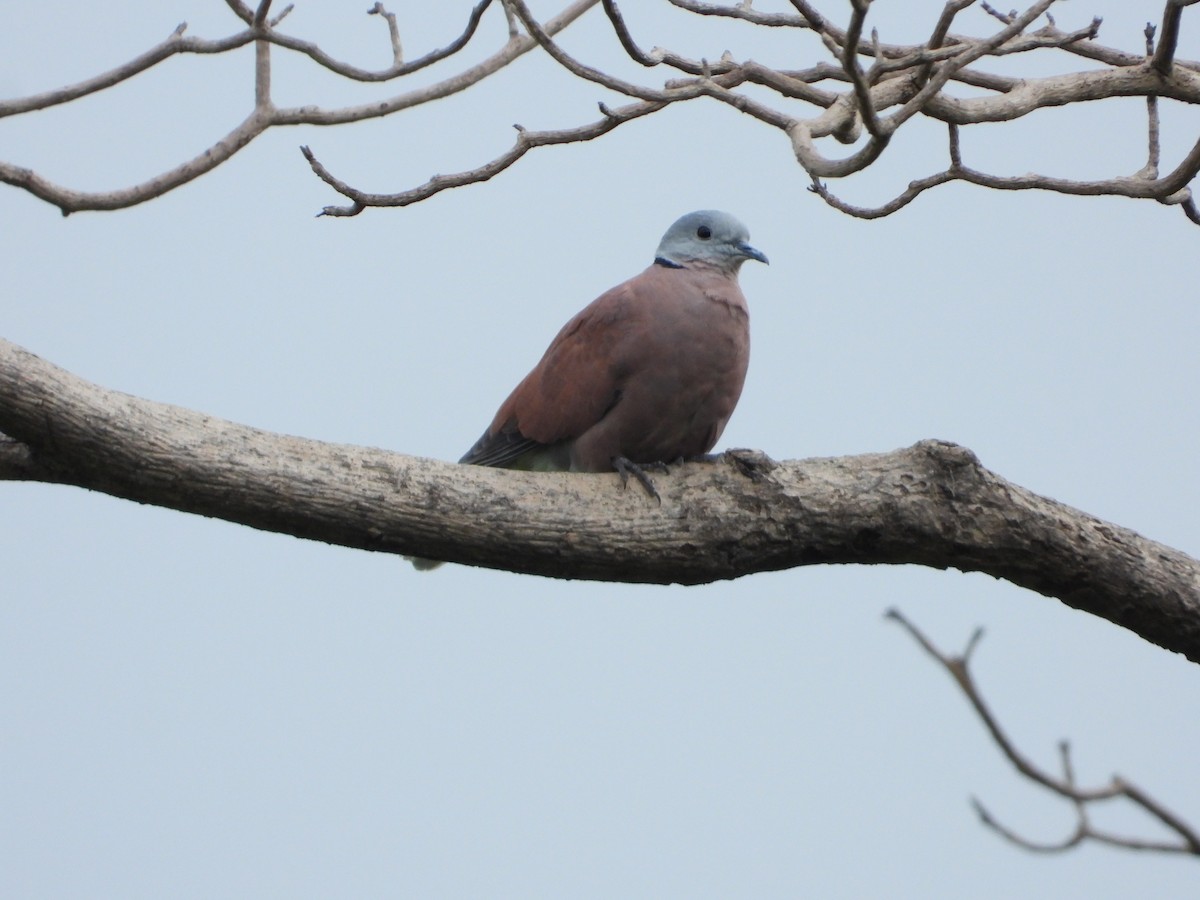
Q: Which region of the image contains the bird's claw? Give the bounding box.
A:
[613,456,663,503]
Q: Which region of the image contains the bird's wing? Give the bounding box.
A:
[459,273,646,468]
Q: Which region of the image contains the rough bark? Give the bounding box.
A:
[2,337,1198,662]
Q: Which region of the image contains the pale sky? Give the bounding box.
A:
[3,3,1200,897]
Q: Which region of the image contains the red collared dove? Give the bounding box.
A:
[411,209,766,569]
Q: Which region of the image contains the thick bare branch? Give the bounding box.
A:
[2,337,1199,661]
[890,611,1200,855]
[918,64,1200,125]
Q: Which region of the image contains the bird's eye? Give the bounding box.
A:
[696,225,712,239]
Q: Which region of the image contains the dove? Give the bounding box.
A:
[411,209,766,570]
[461,209,766,480]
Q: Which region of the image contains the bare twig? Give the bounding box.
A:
[842,0,883,138]
[602,0,657,67]
[688,75,799,131]
[788,0,833,37]
[301,98,668,216]
[506,0,680,101]
[367,3,404,66]
[223,0,254,26]
[268,4,293,29]
[888,609,1200,856]
[929,0,978,53]
[601,0,737,77]
[919,0,978,87]
[0,111,272,215]
[259,0,497,82]
[252,0,273,29]
[980,2,1016,24]
[1152,0,1200,75]
[809,169,955,218]
[0,25,246,118]
[1144,23,1162,178]
[669,0,808,28]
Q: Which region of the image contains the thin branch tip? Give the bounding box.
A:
[897,610,1200,856]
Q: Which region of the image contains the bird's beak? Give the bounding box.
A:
[739,242,769,265]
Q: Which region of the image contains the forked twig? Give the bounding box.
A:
[887,608,1200,856]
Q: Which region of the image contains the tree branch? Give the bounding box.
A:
[841,0,884,139]
[669,0,809,29]
[367,3,403,67]
[4,1,1200,220]
[1153,0,1200,75]
[301,97,667,217]
[0,111,272,214]
[262,0,498,82]
[2,337,1199,662]
[506,0,699,101]
[918,0,978,88]
[0,25,251,118]
[890,611,1200,855]
[0,1,597,214]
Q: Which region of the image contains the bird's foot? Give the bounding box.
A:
[613,456,664,503]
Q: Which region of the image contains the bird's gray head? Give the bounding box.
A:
[654,210,768,274]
